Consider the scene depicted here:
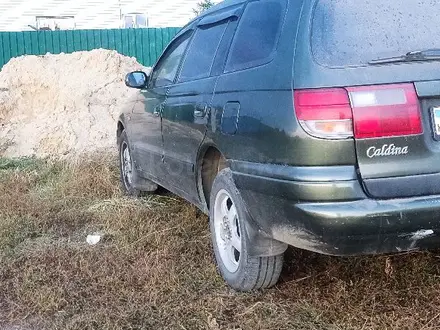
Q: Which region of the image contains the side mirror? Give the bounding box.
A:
[125,71,148,89]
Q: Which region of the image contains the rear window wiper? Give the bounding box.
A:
[369,49,440,65]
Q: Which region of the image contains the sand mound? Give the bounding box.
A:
[0,49,149,158]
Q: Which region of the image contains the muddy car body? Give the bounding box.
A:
[118,0,440,290]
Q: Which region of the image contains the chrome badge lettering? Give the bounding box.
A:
[367,144,409,158]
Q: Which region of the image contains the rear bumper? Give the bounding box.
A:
[230,161,440,256]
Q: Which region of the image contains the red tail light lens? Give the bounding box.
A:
[347,84,423,139]
[294,83,423,139]
[294,88,353,139]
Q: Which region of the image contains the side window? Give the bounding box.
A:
[150,32,192,88]
[225,0,286,72]
[178,21,229,82]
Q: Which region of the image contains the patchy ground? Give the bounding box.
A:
[1,157,440,330]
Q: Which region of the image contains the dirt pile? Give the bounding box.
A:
[0,49,150,158]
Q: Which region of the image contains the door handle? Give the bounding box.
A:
[153,104,163,117]
[194,103,208,118]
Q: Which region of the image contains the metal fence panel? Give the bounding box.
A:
[0,27,180,69]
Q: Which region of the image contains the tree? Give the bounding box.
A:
[193,0,216,16]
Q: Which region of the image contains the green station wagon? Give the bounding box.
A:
[118,0,440,291]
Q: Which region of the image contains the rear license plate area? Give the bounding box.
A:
[431,107,440,140]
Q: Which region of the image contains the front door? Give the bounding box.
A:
[131,30,193,181]
[130,87,166,181]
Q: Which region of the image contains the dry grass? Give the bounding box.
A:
[1,156,440,330]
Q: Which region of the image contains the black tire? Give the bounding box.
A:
[209,168,284,291]
[118,130,141,197]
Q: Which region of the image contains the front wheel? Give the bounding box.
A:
[209,169,284,291]
[118,130,141,197]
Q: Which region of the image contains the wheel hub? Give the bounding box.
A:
[121,142,133,187]
[213,189,242,273]
[221,215,232,240]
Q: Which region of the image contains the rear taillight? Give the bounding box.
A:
[294,88,353,139]
[294,83,423,139]
[347,84,423,139]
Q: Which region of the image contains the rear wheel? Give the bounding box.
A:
[210,169,283,291]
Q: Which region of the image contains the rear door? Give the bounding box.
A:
[161,8,241,199]
[307,0,440,199]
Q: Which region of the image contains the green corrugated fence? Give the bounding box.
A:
[0,27,181,69]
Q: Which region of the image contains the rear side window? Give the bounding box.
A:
[312,0,440,67]
[225,0,286,72]
[179,21,229,82]
[150,32,192,87]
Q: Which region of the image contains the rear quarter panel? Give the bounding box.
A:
[207,0,356,167]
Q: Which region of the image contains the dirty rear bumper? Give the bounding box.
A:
[280,199,440,255]
[231,161,440,256]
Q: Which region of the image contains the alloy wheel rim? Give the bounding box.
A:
[121,141,133,189]
[213,189,242,273]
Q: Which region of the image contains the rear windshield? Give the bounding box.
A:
[312,0,440,67]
